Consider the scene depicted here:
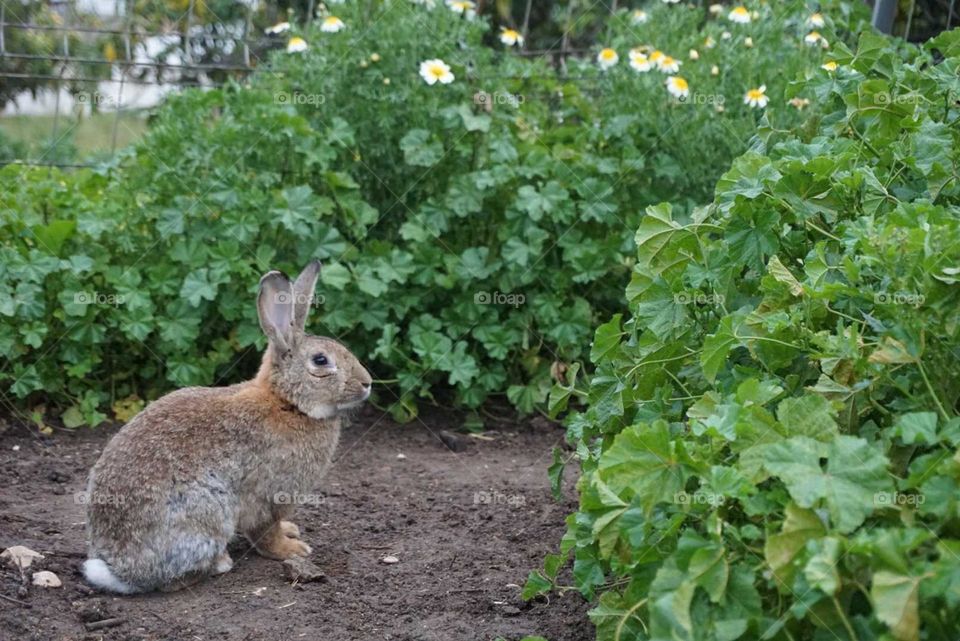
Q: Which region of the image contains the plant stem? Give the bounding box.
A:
[916,359,951,420]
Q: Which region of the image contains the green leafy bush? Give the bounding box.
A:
[529,28,960,641]
[1,0,867,424]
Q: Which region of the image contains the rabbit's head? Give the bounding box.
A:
[257,261,372,419]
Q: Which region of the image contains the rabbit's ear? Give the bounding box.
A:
[292,260,321,333]
[258,271,296,353]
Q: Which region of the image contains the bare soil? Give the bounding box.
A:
[0,407,592,641]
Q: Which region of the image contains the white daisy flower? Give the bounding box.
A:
[629,49,652,72]
[744,85,768,108]
[666,76,690,99]
[286,37,308,53]
[804,31,829,48]
[597,47,619,70]
[265,21,290,35]
[744,36,753,48]
[721,31,732,40]
[447,0,476,17]
[500,27,524,47]
[658,55,680,73]
[709,4,723,14]
[419,58,454,84]
[711,64,720,76]
[728,6,751,24]
[821,60,838,71]
[808,12,825,28]
[649,50,665,65]
[631,10,649,24]
[662,0,681,4]
[321,16,345,32]
[689,49,699,60]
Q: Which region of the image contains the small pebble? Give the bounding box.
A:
[381,555,399,564]
[32,570,62,588]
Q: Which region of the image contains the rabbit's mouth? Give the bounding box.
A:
[337,387,371,411]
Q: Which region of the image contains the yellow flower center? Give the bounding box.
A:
[747,88,765,100]
[731,7,748,17]
[502,29,519,39]
[600,48,617,60]
[672,77,688,91]
[324,17,340,26]
[428,64,446,78]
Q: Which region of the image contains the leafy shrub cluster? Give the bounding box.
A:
[529,28,960,641]
[1,0,867,425]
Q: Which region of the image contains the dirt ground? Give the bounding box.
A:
[0,406,592,641]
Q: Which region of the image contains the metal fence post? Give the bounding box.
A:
[871,0,897,34]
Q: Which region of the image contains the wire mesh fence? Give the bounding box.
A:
[1,0,956,170]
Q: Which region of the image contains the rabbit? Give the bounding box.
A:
[82,261,372,593]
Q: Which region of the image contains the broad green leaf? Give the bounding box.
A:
[763,436,892,533]
[776,395,838,441]
[767,255,803,296]
[598,421,686,513]
[871,571,921,641]
[803,537,841,596]
[765,503,826,592]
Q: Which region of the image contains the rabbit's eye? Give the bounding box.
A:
[311,353,329,367]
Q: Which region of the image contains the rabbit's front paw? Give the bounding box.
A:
[263,535,312,559]
[251,522,313,560]
[279,520,301,538]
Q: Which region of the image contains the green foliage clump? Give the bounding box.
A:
[528,28,960,641]
[1,0,867,424]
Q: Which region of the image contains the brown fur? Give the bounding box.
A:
[83,262,371,593]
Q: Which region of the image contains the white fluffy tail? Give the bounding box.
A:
[83,558,137,594]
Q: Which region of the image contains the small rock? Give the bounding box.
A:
[380,555,400,565]
[438,430,467,452]
[396,453,406,460]
[32,571,62,588]
[500,605,521,616]
[282,557,326,584]
[12,445,19,451]
[1,545,44,569]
